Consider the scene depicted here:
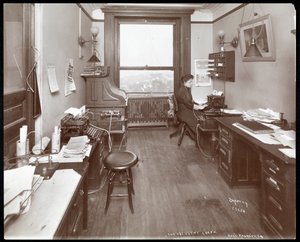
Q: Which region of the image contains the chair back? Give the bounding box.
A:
[172,94,179,113]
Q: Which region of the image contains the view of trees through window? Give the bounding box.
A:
[119,24,174,93]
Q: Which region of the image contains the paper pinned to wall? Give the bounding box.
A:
[47,65,59,93]
[194,59,213,87]
[65,58,76,96]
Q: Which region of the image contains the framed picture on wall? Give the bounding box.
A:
[239,14,275,62]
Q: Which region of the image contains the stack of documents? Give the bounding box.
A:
[63,135,90,159]
[4,166,43,224]
[243,108,280,123]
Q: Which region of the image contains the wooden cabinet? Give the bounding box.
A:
[218,122,261,186]
[260,151,296,238]
[208,51,235,82]
[54,162,89,239]
[56,181,85,238]
[87,137,106,191]
[82,75,127,134]
[215,116,296,238]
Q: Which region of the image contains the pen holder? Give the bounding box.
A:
[16,139,30,167]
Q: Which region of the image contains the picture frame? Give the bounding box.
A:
[239,14,275,62]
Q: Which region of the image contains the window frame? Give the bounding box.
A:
[102,6,193,95]
[118,19,176,94]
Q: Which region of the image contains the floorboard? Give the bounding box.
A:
[79,127,268,239]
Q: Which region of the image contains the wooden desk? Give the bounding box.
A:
[195,110,241,159]
[4,162,89,239]
[214,116,295,238]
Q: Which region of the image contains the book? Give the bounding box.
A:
[235,120,274,134]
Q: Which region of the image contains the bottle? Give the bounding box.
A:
[51,126,61,153]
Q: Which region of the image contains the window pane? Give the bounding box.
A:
[120,24,173,66]
[120,70,174,93]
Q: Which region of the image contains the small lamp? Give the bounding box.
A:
[217,30,238,52]
[78,26,101,63]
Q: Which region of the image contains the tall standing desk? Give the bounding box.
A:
[4,162,89,239]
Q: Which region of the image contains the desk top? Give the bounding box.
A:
[215,116,295,165]
[4,162,88,239]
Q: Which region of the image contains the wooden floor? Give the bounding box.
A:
[79,127,269,239]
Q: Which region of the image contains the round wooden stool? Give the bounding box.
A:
[103,151,138,214]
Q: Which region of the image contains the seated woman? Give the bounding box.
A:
[175,74,199,141]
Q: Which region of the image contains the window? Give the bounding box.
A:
[102,7,193,94]
[119,23,174,94]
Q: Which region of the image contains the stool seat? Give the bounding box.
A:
[103,151,138,170]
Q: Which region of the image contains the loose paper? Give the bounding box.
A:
[194,59,213,86]
[47,65,59,93]
[65,58,76,96]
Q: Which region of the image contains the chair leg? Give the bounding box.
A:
[178,123,186,146]
[105,171,116,214]
[126,171,134,214]
[128,168,134,195]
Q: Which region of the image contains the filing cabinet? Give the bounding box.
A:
[260,151,296,238]
[208,51,235,82]
[217,124,261,186]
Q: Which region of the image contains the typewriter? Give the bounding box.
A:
[60,113,89,143]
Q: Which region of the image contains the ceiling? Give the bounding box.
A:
[88,3,223,12]
[80,3,239,21]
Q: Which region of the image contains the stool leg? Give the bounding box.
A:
[126,169,134,213]
[128,168,135,195]
[105,171,116,214]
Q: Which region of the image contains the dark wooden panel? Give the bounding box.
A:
[3,89,27,158]
[4,104,24,125]
[3,90,26,108]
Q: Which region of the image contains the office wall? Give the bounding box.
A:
[213,4,296,122]
[191,23,214,101]
[40,4,91,137]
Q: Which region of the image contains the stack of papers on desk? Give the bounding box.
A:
[273,130,295,149]
[221,109,243,115]
[278,148,296,159]
[59,135,91,162]
[4,166,41,222]
[243,108,280,123]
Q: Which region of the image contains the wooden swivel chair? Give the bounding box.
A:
[169,95,195,146]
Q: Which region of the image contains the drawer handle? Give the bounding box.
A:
[266,177,280,191]
[222,128,229,135]
[221,162,229,170]
[221,137,229,145]
[220,147,227,156]
[265,159,280,172]
[268,214,283,232]
[268,196,283,211]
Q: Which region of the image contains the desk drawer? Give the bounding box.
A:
[219,126,232,147]
[219,125,232,139]
[219,134,232,149]
[261,154,286,181]
[219,144,232,179]
[263,171,286,204]
[67,188,84,236]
